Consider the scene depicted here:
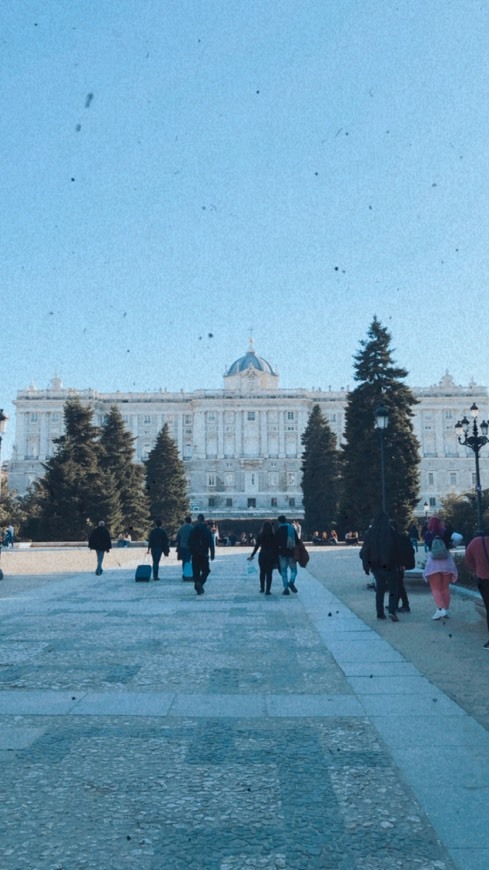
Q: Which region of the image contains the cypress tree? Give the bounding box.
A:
[340,317,420,534]
[301,404,340,536]
[145,423,190,535]
[29,398,122,540]
[99,406,150,538]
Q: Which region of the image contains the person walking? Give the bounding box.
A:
[275,515,299,596]
[248,521,279,595]
[390,520,415,613]
[407,521,419,553]
[360,511,400,621]
[188,514,215,595]
[88,521,112,576]
[464,531,489,647]
[146,519,170,581]
[176,515,194,580]
[422,517,458,619]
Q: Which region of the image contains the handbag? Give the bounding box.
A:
[293,540,310,568]
[182,560,193,579]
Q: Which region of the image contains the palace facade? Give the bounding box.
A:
[7,343,489,521]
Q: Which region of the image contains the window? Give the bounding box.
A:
[450,472,457,485]
[287,411,294,420]
[428,473,434,485]
[271,497,277,507]
[288,472,296,486]
[184,415,192,424]
[208,413,216,422]
[207,473,216,487]
[144,415,151,424]
[289,497,296,507]
[269,472,278,486]
[247,498,256,508]
[51,413,59,422]
[429,497,436,507]
[445,410,453,419]
[329,413,337,423]
[30,413,38,422]
[226,498,233,507]
[225,472,234,486]
[208,497,215,508]
[247,411,256,421]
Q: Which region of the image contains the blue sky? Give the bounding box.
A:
[2,0,489,458]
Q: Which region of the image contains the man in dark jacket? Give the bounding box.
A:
[88,521,112,576]
[360,511,400,621]
[391,520,416,613]
[188,514,215,595]
[146,519,170,581]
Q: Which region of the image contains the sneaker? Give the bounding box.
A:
[397,606,411,613]
[377,613,386,620]
[95,568,102,576]
[483,640,489,650]
[282,588,290,596]
[432,608,446,620]
[288,582,298,593]
[388,612,399,622]
[265,591,271,596]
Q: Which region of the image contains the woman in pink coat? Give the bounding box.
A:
[422,517,458,619]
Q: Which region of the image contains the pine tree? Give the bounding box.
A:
[99,406,150,538]
[145,424,190,535]
[28,398,122,540]
[301,405,340,536]
[0,481,26,535]
[340,317,420,534]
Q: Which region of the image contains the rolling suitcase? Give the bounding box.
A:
[135,563,151,582]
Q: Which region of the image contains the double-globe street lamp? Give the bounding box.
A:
[0,409,8,497]
[375,403,389,513]
[455,403,489,534]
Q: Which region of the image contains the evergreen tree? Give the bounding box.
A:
[145,424,190,534]
[340,317,420,534]
[301,405,340,536]
[99,406,150,538]
[27,398,122,540]
[0,481,26,536]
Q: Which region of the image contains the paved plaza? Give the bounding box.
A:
[0,547,488,869]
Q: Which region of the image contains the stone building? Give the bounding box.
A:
[7,343,489,522]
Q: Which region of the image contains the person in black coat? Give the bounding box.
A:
[88,521,112,576]
[146,519,170,581]
[391,520,416,613]
[188,514,215,595]
[360,511,400,621]
[248,521,279,595]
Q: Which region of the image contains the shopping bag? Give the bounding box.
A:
[182,560,193,580]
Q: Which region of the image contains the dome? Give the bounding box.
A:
[226,341,276,377]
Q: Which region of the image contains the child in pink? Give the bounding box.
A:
[422,517,458,619]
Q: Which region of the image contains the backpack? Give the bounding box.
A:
[189,524,208,556]
[431,536,448,560]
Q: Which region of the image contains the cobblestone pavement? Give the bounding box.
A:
[0,549,487,869]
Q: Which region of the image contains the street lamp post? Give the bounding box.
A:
[423,501,429,524]
[375,404,389,513]
[0,409,8,497]
[455,403,489,534]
